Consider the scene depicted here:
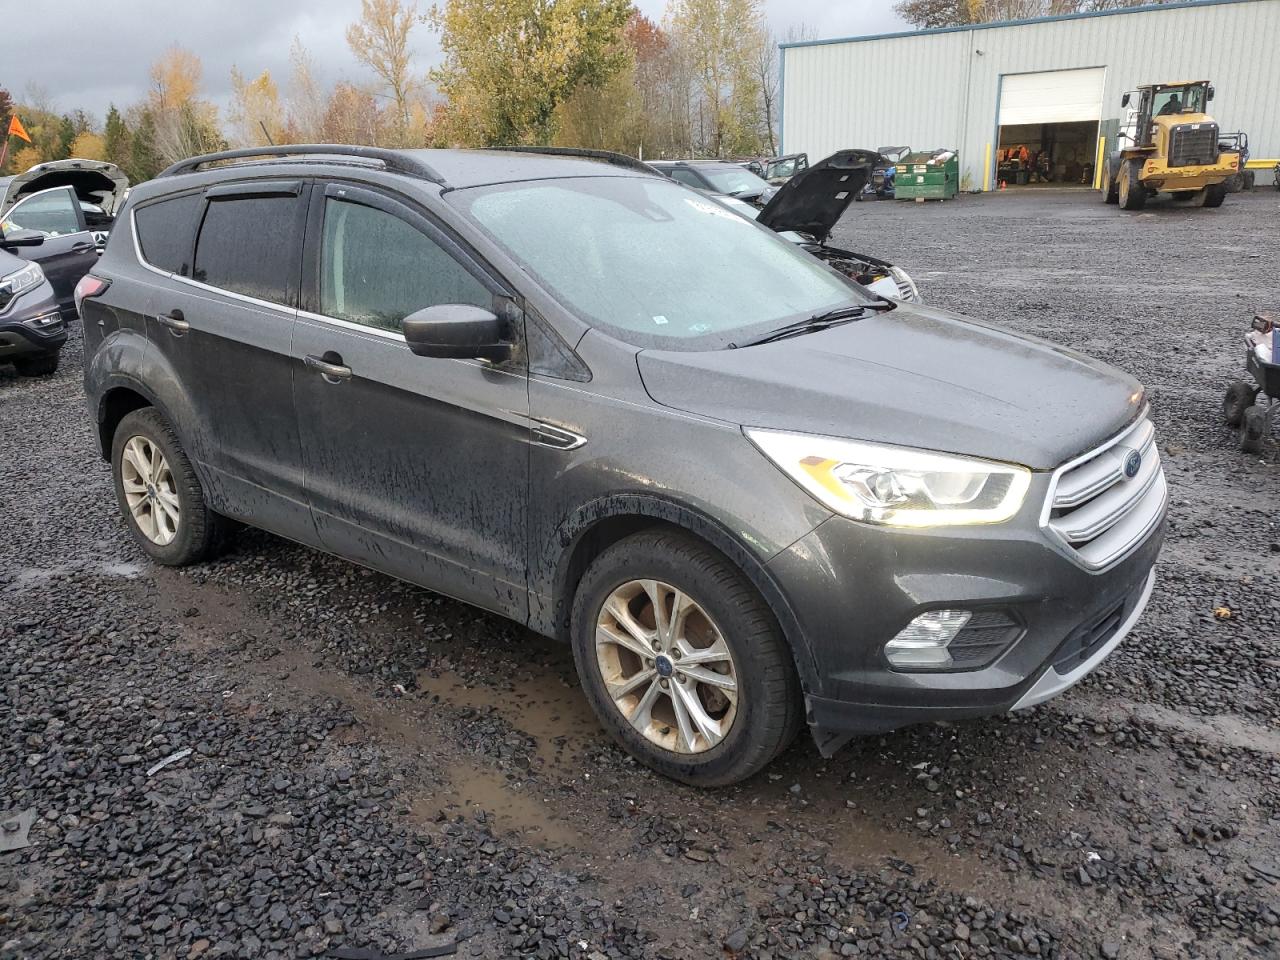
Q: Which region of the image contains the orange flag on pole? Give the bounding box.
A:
[7,115,32,143]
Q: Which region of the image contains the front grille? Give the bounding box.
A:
[1168,123,1219,167]
[1043,414,1167,570]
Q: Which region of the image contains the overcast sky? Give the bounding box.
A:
[12,0,909,122]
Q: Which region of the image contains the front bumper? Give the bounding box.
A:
[766,472,1165,743]
[0,281,66,359]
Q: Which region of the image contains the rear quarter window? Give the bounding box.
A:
[192,194,303,305]
[134,193,201,275]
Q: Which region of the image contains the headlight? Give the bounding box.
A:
[890,266,920,302]
[0,262,44,307]
[746,429,1031,527]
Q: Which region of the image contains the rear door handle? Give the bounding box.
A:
[157,309,189,333]
[304,354,352,382]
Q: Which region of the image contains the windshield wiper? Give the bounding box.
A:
[730,302,892,349]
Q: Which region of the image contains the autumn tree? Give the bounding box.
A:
[286,38,327,143]
[429,0,632,146]
[346,0,421,144]
[896,0,1171,27]
[229,68,285,146]
[321,83,385,145]
[69,131,106,161]
[669,0,767,157]
[149,46,202,111]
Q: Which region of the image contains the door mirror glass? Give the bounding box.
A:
[0,228,45,248]
[1121,92,1131,108]
[403,304,511,362]
[1207,85,1215,102]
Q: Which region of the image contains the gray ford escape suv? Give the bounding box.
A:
[81,145,1166,786]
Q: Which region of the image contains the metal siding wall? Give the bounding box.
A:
[782,0,1280,189]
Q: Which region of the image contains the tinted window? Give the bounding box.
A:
[193,194,301,305]
[457,177,865,351]
[135,193,202,275]
[668,169,703,189]
[320,197,489,332]
[2,187,81,237]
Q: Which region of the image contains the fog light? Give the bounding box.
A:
[23,311,62,330]
[885,610,971,668]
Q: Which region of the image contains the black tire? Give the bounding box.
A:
[13,353,59,377]
[1118,160,1146,210]
[1223,380,1258,427]
[1100,164,1119,204]
[111,407,224,565]
[1202,183,1227,208]
[1240,405,1267,454]
[570,530,803,787]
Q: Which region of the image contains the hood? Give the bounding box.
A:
[755,149,881,243]
[0,159,130,217]
[637,304,1144,470]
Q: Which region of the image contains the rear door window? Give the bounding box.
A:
[319,195,490,333]
[193,190,305,305]
[134,192,202,275]
[2,186,85,237]
[668,169,704,189]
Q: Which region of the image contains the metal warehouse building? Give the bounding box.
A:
[780,0,1279,193]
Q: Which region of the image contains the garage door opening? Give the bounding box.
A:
[996,67,1105,189]
[997,120,1099,186]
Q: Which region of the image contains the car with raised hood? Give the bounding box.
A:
[79,144,1166,787]
[708,149,920,302]
[741,153,808,184]
[0,245,65,376]
[0,159,129,318]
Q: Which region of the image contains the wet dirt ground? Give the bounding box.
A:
[2,187,1279,960]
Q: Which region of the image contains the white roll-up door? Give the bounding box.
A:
[999,68,1106,125]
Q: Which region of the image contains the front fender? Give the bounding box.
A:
[542,493,823,698]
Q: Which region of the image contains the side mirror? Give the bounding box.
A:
[402,303,511,362]
[1207,85,1215,101]
[0,228,45,248]
[1121,93,1131,108]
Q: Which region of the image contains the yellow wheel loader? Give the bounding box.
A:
[1100,81,1244,210]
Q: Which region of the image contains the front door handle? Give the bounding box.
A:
[71,241,97,254]
[304,354,352,382]
[157,309,189,333]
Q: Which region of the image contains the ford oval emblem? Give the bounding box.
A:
[1123,449,1142,479]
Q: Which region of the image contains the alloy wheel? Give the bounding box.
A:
[595,579,739,754]
[120,435,180,545]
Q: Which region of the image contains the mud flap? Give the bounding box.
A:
[811,725,854,758]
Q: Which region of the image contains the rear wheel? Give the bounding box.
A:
[1100,164,1119,204]
[1223,381,1258,427]
[1118,160,1146,210]
[570,530,802,787]
[1240,405,1268,454]
[13,353,59,377]
[112,408,225,565]
[1201,183,1227,208]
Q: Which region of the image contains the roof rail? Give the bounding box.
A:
[157,144,445,183]
[490,146,656,176]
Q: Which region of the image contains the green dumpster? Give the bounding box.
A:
[895,149,959,200]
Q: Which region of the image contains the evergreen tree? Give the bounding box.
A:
[103,106,132,170]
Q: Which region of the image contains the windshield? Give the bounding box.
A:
[697,165,772,196]
[454,176,868,350]
[766,157,803,179]
[1153,84,1207,116]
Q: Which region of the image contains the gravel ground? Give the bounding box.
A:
[2,186,1279,960]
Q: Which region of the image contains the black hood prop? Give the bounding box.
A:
[754,149,881,245]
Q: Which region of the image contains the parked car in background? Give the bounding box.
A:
[702,149,921,302]
[0,160,128,320]
[647,160,778,206]
[0,244,67,376]
[741,153,809,184]
[81,145,1165,787]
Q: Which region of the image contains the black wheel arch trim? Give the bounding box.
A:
[543,493,823,698]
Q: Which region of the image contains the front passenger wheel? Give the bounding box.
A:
[570,530,802,786]
[112,408,223,565]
